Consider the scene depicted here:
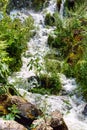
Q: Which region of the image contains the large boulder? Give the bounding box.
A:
[32,110,68,130]
[0,118,27,130]
[7,96,42,125]
[0,95,42,127]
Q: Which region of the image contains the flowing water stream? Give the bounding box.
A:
[9,0,87,130]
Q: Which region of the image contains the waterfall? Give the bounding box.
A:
[59,0,66,19]
[9,0,87,130]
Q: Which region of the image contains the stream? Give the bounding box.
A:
[9,0,87,130]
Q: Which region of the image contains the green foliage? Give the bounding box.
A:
[0,86,6,95]
[48,4,87,66]
[32,0,45,11]
[27,52,62,95]
[30,87,50,95]
[0,14,34,73]
[45,59,61,73]
[47,2,87,100]
[0,24,10,83]
[0,0,9,12]
[48,15,84,59]
[31,73,62,95]
[0,2,34,96]
[62,62,75,77]
[27,54,43,76]
[75,61,87,86]
[3,104,20,120]
[44,52,61,73]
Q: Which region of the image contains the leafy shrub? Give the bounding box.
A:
[0,14,34,72]
[62,62,75,77]
[47,1,87,100]
[75,60,87,100]
[75,60,87,86]
[0,4,34,92]
[32,0,46,11]
[30,87,51,95]
[44,58,61,73]
[47,7,87,76]
[3,104,20,120]
[30,73,62,95]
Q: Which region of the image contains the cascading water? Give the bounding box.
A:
[9,0,87,130]
[59,0,66,19]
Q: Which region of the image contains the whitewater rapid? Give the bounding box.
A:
[9,0,87,130]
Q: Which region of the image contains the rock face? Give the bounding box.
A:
[32,110,68,130]
[0,118,27,130]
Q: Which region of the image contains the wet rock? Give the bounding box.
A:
[27,76,39,89]
[67,0,75,10]
[82,104,87,116]
[32,110,68,130]
[0,118,27,130]
[42,31,48,36]
[59,89,68,96]
[57,0,62,11]
[7,96,42,125]
[50,110,68,130]
[0,95,42,127]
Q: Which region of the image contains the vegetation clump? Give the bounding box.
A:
[47,3,87,100]
[27,54,62,95]
[30,73,62,95]
[32,0,46,11]
[0,1,34,97]
[45,13,55,26]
